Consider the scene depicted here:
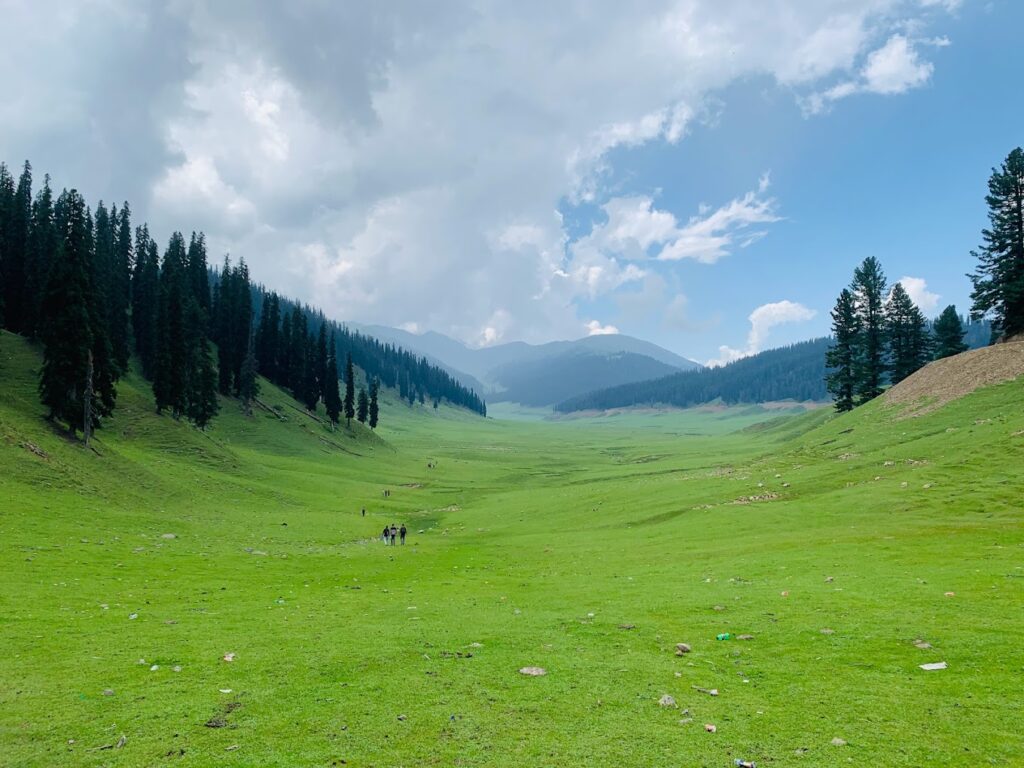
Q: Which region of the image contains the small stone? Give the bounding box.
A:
[704,723,717,733]
[225,745,240,751]
[619,623,635,630]
[161,533,176,540]
[944,591,955,597]
[780,591,789,597]
[397,714,407,721]
[824,576,834,583]
[518,666,546,676]
[128,613,138,620]
[737,634,754,641]
[831,737,847,747]
[115,735,126,749]
[713,605,725,611]
[675,643,691,655]
[820,628,835,635]
[149,664,159,671]
[173,665,182,672]
[102,689,114,696]
[658,694,677,708]
[223,652,236,662]
[914,640,932,649]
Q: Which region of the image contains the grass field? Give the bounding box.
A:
[2,329,1023,767]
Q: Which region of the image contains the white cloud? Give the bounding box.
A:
[0,1,962,348]
[706,300,817,366]
[586,320,620,336]
[897,276,941,313]
[807,34,937,113]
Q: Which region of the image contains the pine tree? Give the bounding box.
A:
[344,352,356,424]
[154,233,190,416]
[186,232,210,318]
[0,163,13,326]
[885,282,932,385]
[825,288,860,412]
[933,305,968,359]
[131,226,160,378]
[302,332,319,411]
[255,291,280,380]
[280,310,293,388]
[851,256,888,403]
[108,202,133,373]
[357,387,369,423]
[315,320,329,403]
[368,378,380,429]
[24,174,57,338]
[324,334,342,427]
[38,189,116,436]
[2,161,32,333]
[215,256,234,394]
[238,331,259,415]
[184,298,219,428]
[970,147,1024,340]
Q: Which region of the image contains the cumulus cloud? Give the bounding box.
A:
[586,320,621,336]
[806,34,937,113]
[0,1,961,348]
[897,276,941,313]
[707,300,817,367]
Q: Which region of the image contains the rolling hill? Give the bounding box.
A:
[350,324,701,405]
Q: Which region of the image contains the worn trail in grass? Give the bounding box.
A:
[1,330,1023,766]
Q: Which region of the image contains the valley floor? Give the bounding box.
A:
[1,331,1023,766]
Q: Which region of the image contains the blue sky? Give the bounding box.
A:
[565,1,1024,361]
[1,1,1019,363]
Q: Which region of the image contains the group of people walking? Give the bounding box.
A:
[382,523,407,545]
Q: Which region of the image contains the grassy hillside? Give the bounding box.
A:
[1,330,1022,766]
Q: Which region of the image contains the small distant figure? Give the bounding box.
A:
[382,525,390,544]
[383,489,391,498]
[390,524,398,545]
[399,524,407,545]
[361,507,366,517]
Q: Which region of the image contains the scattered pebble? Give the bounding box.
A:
[704,723,717,733]
[115,735,126,749]
[161,533,176,540]
[219,689,232,694]
[173,665,182,673]
[128,613,138,620]
[820,628,835,635]
[149,665,159,671]
[658,694,676,708]
[920,661,947,671]
[737,634,754,641]
[397,714,407,721]
[675,643,691,655]
[223,652,236,662]
[619,623,636,630]
[780,591,789,598]
[831,737,847,747]
[944,591,955,597]
[914,640,932,649]
[102,689,114,696]
[518,666,546,676]
[824,576,834,583]
[225,745,240,751]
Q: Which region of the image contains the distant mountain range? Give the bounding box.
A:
[347,324,701,407]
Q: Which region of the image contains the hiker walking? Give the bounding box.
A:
[389,524,398,545]
[399,524,407,545]
[382,525,390,544]
[361,507,366,517]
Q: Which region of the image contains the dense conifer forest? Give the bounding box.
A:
[0,159,485,441]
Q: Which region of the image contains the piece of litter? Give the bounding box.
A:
[115,735,126,749]
[780,591,789,597]
[225,745,240,751]
[820,628,835,635]
[223,652,236,662]
[173,665,182,672]
[919,661,947,671]
[704,723,717,733]
[219,688,232,694]
[737,634,754,641]
[518,666,546,676]
[128,613,138,620]
[102,689,114,696]
[831,737,847,746]
[944,591,955,597]
[149,664,159,671]
[914,640,932,649]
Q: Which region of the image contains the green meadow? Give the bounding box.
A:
[1,328,1022,767]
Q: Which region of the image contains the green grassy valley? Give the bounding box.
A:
[2,329,1023,766]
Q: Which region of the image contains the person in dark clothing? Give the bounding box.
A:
[361,507,366,517]
[389,525,398,545]
[399,524,407,545]
[382,525,390,544]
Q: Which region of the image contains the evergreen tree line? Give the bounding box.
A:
[250,287,486,418]
[0,158,485,441]
[826,146,1024,412]
[825,257,967,412]
[555,338,833,413]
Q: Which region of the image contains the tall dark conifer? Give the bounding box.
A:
[970,147,1024,340]
[324,333,342,427]
[186,232,210,318]
[108,203,133,372]
[24,174,57,338]
[131,226,160,378]
[0,163,13,325]
[344,352,355,424]
[315,321,329,403]
[368,378,379,429]
[933,305,968,359]
[885,282,932,385]
[357,387,369,423]
[185,297,219,428]
[38,189,116,435]
[851,256,887,404]
[2,161,32,333]
[238,330,259,415]
[825,289,860,412]
[154,233,190,416]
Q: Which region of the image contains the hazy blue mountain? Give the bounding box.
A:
[348,324,701,405]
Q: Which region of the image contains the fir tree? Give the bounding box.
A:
[851,256,888,403]
[108,202,133,372]
[131,226,160,378]
[255,292,280,380]
[368,378,379,429]
[0,163,13,325]
[316,320,329,403]
[289,305,307,394]
[238,331,259,415]
[186,232,210,317]
[825,288,860,412]
[302,332,320,411]
[24,174,57,338]
[933,305,968,359]
[344,352,356,424]
[153,233,190,416]
[280,310,293,389]
[215,256,234,394]
[324,335,342,427]
[357,387,369,423]
[2,161,32,333]
[38,189,116,436]
[184,298,219,428]
[885,282,932,385]
[970,147,1024,340]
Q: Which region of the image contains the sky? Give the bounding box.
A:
[2,0,1021,364]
